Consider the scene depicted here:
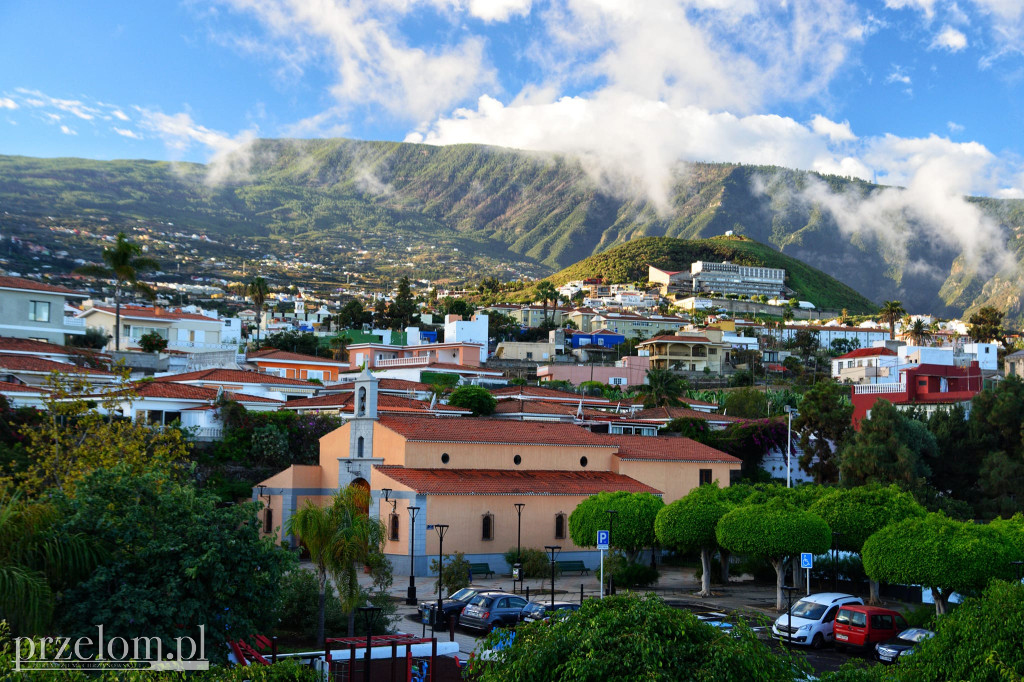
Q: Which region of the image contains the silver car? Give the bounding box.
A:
[459,592,528,632]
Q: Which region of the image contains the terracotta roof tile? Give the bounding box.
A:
[130,381,280,404]
[374,466,660,495]
[248,349,347,365]
[834,347,897,360]
[0,380,47,393]
[377,415,612,446]
[638,334,713,344]
[423,362,500,373]
[599,433,739,463]
[0,354,113,375]
[282,392,468,414]
[154,368,314,387]
[490,385,609,404]
[324,378,433,393]
[0,337,74,356]
[0,275,86,296]
[85,305,218,323]
[631,405,747,422]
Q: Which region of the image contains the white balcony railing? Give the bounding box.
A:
[190,426,224,441]
[853,382,907,395]
[374,356,430,368]
[63,316,86,327]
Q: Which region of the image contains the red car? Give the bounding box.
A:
[833,605,908,652]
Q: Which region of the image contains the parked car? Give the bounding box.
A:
[459,592,529,632]
[419,588,502,627]
[772,592,863,648]
[519,600,580,623]
[833,605,909,652]
[875,628,935,664]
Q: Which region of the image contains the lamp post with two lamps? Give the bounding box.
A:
[406,506,420,605]
[514,503,525,593]
[433,523,450,636]
[357,604,381,682]
[781,585,798,648]
[544,545,561,607]
[784,405,799,488]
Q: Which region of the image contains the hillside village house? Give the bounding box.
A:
[247,348,349,383]
[254,372,740,574]
[537,356,651,387]
[636,330,731,373]
[78,303,232,353]
[152,368,319,401]
[850,361,983,427]
[0,276,88,344]
[832,343,998,385]
[591,312,690,340]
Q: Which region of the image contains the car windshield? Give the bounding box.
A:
[899,629,934,643]
[523,603,546,615]
[790,600,828,620]
[467,595,490,607]
[449,588,475,601]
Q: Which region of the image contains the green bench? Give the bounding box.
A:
[557,560,590,575]
[470,562,495,579]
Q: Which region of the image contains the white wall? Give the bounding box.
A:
[445,313,489,362]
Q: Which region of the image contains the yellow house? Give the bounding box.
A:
[255,370,740,578]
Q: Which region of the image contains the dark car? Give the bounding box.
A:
[459,592,528,632]
[875,628,935,664]
[519,600,580,623]
[418,588,501,627]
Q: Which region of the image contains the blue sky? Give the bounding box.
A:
[2,0,1024,204]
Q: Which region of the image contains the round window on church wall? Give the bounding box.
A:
[580,456,588,467]
[514,455,522,465]
[441,453,450,464]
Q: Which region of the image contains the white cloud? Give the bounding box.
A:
[810,115,857,143]
[947,120,965,132]
[136,108,258,184]
[113,127,143,139]
[59,125,76,135]
[931,25,967,51]
[883,0,938,20]
[0,98,17,110]
[468,0,531,22]
[886,66,912,85]
[112,109,130,121]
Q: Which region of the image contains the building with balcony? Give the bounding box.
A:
[591,312,689,340]
[77,304,233,353]
[636,330,730,373]
[691,261,786,297]
[247,348,349,383]
[0,276,88,344]
[850,362,983,427]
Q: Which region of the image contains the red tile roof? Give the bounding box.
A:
[130,381,280,404]
[282,392,469,414]
[0,275,86,297]
[324,378,433,393]
[377,415,613,446]
[422,362,500,374]
[248,349,347,365]
[0,354,113,375]
[631,406,747,422]
[0,380,47,393]
[834,347,897,360]
[599,434,739,463]
[638,334,713,345]
[84,305,218,322]
[0,337,74,356]
[374,466,660,496]
[154,368,314,387]
[490,385,609,404]
[492,399,638,422]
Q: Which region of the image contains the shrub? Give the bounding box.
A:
[138,331,168,353]
[503,547,557,579]
[275,569,347,640]
[608,555,659,588]
[430,551,472,597]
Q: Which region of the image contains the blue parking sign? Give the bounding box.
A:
[597,530,609,550]
[800,553,813,569]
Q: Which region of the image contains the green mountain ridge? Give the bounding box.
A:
[2,138,1023,321]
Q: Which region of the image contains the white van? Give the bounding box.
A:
[772,592,863,648]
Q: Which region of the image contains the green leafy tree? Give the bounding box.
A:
[0,493,101,635]
[488,312,520,342]
[75,232,160,351]
[337,299,371,329]
[880,300,905,340]
[388,276,417,330]
[655,485,730,597]
[262,330,323,356]
[721,386,768,418]
[470,593,812,682]
[372,296,389,329]
[793,380,853,484]
[907,318,931,346]
[56,466,294,664]
[429,551,472,597]
[965,377,1024,517]
[716,500,831,610]
[838,400,934,492]
[809,484,925,603]
[247,276,270,349]
[286,485,387,640]
[967,305,1005,345]
[925,404,979,505]
[137,330,168,353]
[569,491,663,563]
[447,385,497,416]
[862,513,1021,615]
[636,368,689,408]
[438,296,475,320]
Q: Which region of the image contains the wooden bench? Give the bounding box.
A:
[470,562,494,579]
[557,560,590,575]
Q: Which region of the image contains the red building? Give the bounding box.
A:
[850,362,982,428]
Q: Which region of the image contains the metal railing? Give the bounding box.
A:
[853,382,907,395]
[375,356,430,368]
[63,316,86,327]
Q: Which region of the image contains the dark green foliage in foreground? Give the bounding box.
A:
[469,592,811,681]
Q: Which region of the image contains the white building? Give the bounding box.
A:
[444,313,489,362]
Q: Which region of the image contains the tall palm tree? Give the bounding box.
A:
[636,368,688,408]
[908,318,931,346]
[536,281,558,325]
[880,300,906,340]
[247,276,270,349]
[286,485,386,641]
[328,334,351,361]
[75,232,159,351]
[0,493,102,635]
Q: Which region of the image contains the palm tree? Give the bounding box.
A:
[636,368,689,408]
[536,281,558,324]
[880,300,906,340]
[75,232,159,351]
[908,318,931,346]
[0,493,102,635]
[247,276,270,349]
[328,334,351,361]
[286,485,386,640]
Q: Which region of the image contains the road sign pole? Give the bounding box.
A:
[600,549,604,599]
[597,529,609,599]
[806,568,810,596]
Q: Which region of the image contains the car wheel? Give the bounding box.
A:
[811,634,824,649]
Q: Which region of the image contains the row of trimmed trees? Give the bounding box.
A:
[570,484,1024,614]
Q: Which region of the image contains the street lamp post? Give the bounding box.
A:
[781,585,798,648]
[514,503,525,594]
[606,510,618,595]
[784,406,799,488]
[433,523,450,637]
[544,545,561,607]
[406,506,420,605]
[357,605,381,682]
